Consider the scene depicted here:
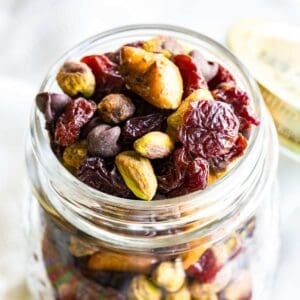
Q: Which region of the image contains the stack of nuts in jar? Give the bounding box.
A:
[36,36,259,299]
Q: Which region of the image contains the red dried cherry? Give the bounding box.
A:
[121,113,166,144]
[78,157,131,198]
[178,100,240,159]
[54,98,96,146]
[156,147,209,197]
[173,54,207,97]
[212,82,259,130]
[187,248,219,283]
[81,55,124,97]
[208,133,248,172]
[208,64,235,90]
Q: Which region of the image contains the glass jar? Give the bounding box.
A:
[25,25,279,300]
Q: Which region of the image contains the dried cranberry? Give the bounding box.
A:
[168,157,209,197]
[178,100,240,159]
[54,98,96,146]
[156,148,209,197]
[78,157,131,198]
[156,147,190,194]
[212,82,259,130]
[208,134,248,172]
[187,248,219,283]
[173,54,208,97]
[121,113,166,144]
[208,64,235,90]
[81,55,124,97]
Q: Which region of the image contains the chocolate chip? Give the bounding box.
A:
[36,92,71,123]
[87,124,121,158]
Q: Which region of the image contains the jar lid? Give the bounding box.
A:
[227,19,300,161]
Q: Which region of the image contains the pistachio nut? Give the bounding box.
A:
[152,258,185,293]
[56,61,95,97]
[190,281,218,300]
[120,46,183,109]
[134,131,174,159]
[115,151,157,200]
[143,36,187,57]
[165,283,191,300]
[88,251,157,273]
[98,93,135,124]
[127,275,162,300]
[167,89,213,140]
[63,140,88,169]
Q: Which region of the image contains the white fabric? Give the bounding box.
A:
[0,0,299,299]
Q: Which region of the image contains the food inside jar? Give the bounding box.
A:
[36,35,259,201]
[40,213,255,300]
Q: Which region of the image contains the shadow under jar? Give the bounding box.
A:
[25,25,279,300]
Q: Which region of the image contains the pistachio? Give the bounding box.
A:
[143,36,187,57]
[98,93,135,124]
[165,283,191,300]
[127,275,162,300]
[56,61,95,97]
[115,151,157,200]
[88,251,158,273]
[120,46,183,109]
[63,140,88,169]
[134,131,174,159]
[68,236,99,257]
[167,89,213,140]
[152,258,185,292]
[87,124,121,158]
[190,281,218,300]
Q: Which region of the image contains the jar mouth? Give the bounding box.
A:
[27,24,277,251]
[32,24,263,207]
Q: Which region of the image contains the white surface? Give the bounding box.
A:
[0,1,299,299]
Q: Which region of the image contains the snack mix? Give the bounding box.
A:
[36,36,259,299]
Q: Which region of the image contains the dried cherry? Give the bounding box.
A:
[168,157,209,197]
[156,147,190,194]
[156,147,209,197]
[121,113,166,144]
[54,98,96,146]
[78,157,131,198]
[212,82,259,130]
[208,64,235,90]
[208,134,248,172]
[173,54,208,97]
[187,248,219,283]
[178,100,240,159]
[81,55,124,97]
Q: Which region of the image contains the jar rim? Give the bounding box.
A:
[33,24,262,206]
[27,24,277,251]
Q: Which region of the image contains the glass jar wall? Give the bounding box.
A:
[25,25,279,300]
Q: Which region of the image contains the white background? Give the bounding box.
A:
[0,0,299,299]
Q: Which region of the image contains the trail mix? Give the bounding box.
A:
[40,215,255,300]
[36,35,259,201]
